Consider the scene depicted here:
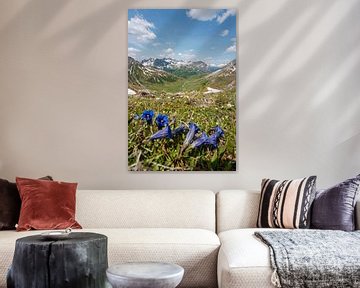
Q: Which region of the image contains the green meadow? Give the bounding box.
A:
[128,82,236,171]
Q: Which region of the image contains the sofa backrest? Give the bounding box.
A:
[217,190,360,233]
[216,190,261,233]
[76,190,216,231]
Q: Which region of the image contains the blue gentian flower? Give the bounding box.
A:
[204,126,225,149]
[180,122,200,153]
[173,124,186,136]
[183,122,199,146]
[213,126,224,138]
[204,134,219,149]
[155,114,169,129]
[150,126,172,140]
[190,132,208,148]
[141,110,154,124]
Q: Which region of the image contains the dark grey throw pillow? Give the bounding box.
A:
[0,176,53,230]
[311,174,360,231]
[0,179,20,230]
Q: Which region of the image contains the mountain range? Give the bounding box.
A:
[141,58,219,76]
[128,57,236,91]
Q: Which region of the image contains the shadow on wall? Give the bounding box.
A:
[235,0,360,158]
[0,0,359,185]
[1,0,359,134]
[43,1,127,56]
[0,0,225,57]
[238,0,360,116]
[1,0,126,57]
[0,0,71,36]
[1,0,358,94]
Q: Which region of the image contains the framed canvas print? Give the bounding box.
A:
[128,9,236,171]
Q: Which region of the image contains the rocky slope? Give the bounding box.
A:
[128,57,178,89]
[206,59,236,89]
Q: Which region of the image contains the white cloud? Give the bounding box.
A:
[220,29,229,37]
[225,36,236,53]
[160,48,175,58]
[178,51,196,61]
[128,15,156,43]
[186,9,220,21]
[217,9,236,24]
[128,47,140,58]
[186,9,236,25]
[226,44,236,53]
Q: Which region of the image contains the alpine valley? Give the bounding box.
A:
[128,57,236,94]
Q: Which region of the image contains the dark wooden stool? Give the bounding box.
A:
[7,232,108,288]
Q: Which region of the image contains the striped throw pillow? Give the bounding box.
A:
[257,176,317,229]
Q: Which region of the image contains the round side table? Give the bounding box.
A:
[7,232,108,288]
[106,262,184,288]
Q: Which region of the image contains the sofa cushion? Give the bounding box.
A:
[16,177,82,231]
[0,176,53,230]
[216,190,260,233]
[217,228,278,288]
[0,179,20,230]
[76,190,216,231]
[311,174,360,231]
[0,228,220,288]
[257,176,316,229]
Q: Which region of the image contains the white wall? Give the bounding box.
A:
[0,0,359,191]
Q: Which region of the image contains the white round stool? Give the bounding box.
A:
[106,262,184,288]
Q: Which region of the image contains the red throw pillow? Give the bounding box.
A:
[16,177,82,231]
[0,176,53,230]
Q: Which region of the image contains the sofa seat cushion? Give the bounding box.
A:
[0,228,219,288]
[218,228,282,288]
[101,228,220,288]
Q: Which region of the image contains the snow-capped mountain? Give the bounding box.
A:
[142,58,190,69]
[141,58,220,76]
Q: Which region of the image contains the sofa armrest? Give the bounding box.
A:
[356,200,360,230]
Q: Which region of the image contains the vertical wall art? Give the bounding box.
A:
[128,9,236,171]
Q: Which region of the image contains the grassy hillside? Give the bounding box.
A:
[164,68,207,78]
[146,74,208,93]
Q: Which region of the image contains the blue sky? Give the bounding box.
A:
[128,9,236,66]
